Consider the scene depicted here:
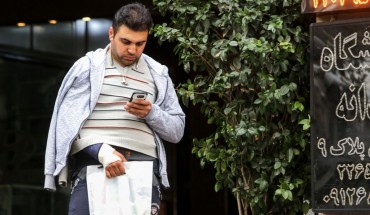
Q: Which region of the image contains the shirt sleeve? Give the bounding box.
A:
[81,143,103,161]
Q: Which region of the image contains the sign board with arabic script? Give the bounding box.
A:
[301,0,370,14]
[311,18,370,212]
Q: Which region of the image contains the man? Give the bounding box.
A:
[44,3,185,215]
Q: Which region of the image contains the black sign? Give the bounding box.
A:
[311,18,370,212]
[302,0,370,14]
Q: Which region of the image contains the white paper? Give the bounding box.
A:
[86,161,153,215]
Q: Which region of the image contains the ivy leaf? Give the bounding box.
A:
[224,107,232,115]
[229,41,238,46]
[236,128,247,136]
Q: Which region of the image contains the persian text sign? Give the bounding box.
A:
[302,0,370,13]
[311,18,370,212]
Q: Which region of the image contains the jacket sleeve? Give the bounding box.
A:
[44,57,90,190]
[144,73,185,144]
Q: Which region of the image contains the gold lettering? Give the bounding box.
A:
[313,0,352,8]
[354,0,369,4]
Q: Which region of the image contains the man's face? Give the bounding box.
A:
[109,25,148,67]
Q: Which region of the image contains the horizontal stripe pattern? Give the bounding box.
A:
[74,51,157,157]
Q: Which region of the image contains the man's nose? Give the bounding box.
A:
[127,44,136,54]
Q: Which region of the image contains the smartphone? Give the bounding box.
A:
[129,91,148,102]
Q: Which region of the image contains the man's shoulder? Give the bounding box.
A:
[72,47,105,67]
[68,47,106,75]
[86,46,108,66]
[142,53,161,66]
[142,54,167,76]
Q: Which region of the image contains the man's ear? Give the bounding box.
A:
[108,27,114,41]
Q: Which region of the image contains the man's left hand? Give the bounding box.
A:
[125,99,152,118]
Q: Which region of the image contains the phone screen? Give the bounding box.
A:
[129,92,148,102]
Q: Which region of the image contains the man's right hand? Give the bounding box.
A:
[105,151,127,178]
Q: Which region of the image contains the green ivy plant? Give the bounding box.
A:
[153,0,311,214]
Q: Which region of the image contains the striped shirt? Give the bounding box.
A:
[72,50,158,157]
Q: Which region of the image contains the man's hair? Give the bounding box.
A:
[112,3,153,33]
